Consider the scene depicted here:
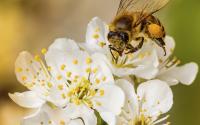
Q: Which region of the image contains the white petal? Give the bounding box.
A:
[100,112,116,125]
[158,62,199,85]
[137,80,173,117]
[15,51,49,95]
[48,38,79,52]
[21,108,55,125]
[9,91,45,108]
[116,79,138,118]
[93,84,125,115]
[68,119,84,125]
[156,36,175,60]
[85,17,109,53]
[45,47,89,79]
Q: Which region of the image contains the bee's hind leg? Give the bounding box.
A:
[154,38,166,56]
[125,37,144,54]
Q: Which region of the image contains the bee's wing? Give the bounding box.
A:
[117,0,169,15]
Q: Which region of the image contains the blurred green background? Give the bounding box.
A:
[0,0,199,124]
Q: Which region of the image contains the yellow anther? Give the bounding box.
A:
[93,34,99,39]
[34,55,41,61]
[95,27,100,32]
[58,84,64,90]
[73,59,78,65]
[66,72,72,77]
[102,76,107,81]
[40,121,44,125]
[90,90,96,96]
[21,76,27,81]
[41,48,47,55]
[86,67,91,73]
[86,57,92,64]
[57,75,62,80]
[96,102,102,106]
[16,67,23,72]
[93,68,98,73]
[86,101,93,108]
[48,120,52,124]
[74,75,79,79]
[60,120,65,125]
[98,41,106,47]
[73,79,78,83]
[99,89,104,96]
[67,91,73,97]
[47,82,53,88]
[138,53,145,59]
[47,66,52,71]
[26,68,29,72]
[61,93,66,99]
[74,98,81,105]
[60,64,66,70]
[95,78,100,84]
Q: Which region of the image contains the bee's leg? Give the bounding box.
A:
[154,38,166,56]
[109,45,120,62]
[125,37,144,54]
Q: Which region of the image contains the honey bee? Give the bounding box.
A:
[108,0,169,59]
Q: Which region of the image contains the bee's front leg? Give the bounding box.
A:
[109,45,121,62]
[154,38,166,56]
[125,37,144,54]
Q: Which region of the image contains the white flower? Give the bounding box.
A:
[21,104,87,125]
[45,38,125,125]
[116,79,173,125]
[81,17,159,79]
[81,17,198,85]
[154,36,198,86]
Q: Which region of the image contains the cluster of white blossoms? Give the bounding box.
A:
[9,17,198,125]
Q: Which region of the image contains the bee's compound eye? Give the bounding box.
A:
[107,31,116,40]
[119,32,129,43]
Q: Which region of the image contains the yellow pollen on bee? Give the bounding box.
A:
[16,67,23,72]
[98,41,106,47]
[21,76,27,81]
[86,67,92,73]
[34,55,41,61]
[99,89,105,96]
[66,72,72,77]
[60,64,66,70]
[148,24,162,36]
[57,75,62,80]
[86,57,92,64]
[95,78,100,84]
[93,34,99,39]
[58,84,64,90]
[41,48,47,55]
[60,120,65,125]
[73,59,78,65]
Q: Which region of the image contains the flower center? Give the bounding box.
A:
[67,77,97,107]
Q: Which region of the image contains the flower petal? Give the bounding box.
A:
[9,91,45,108]
[99,112,116,125]
[158,62,199,85]
[93,84,125,115]
[15,51,49,95]
[21,108,55,125]
[137,80,173,117]
[83,17,109,53]
[116,79,138,118]
[156,36,175,61]
[48,38,79,52]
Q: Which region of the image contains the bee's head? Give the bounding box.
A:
[107,31,129,50]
